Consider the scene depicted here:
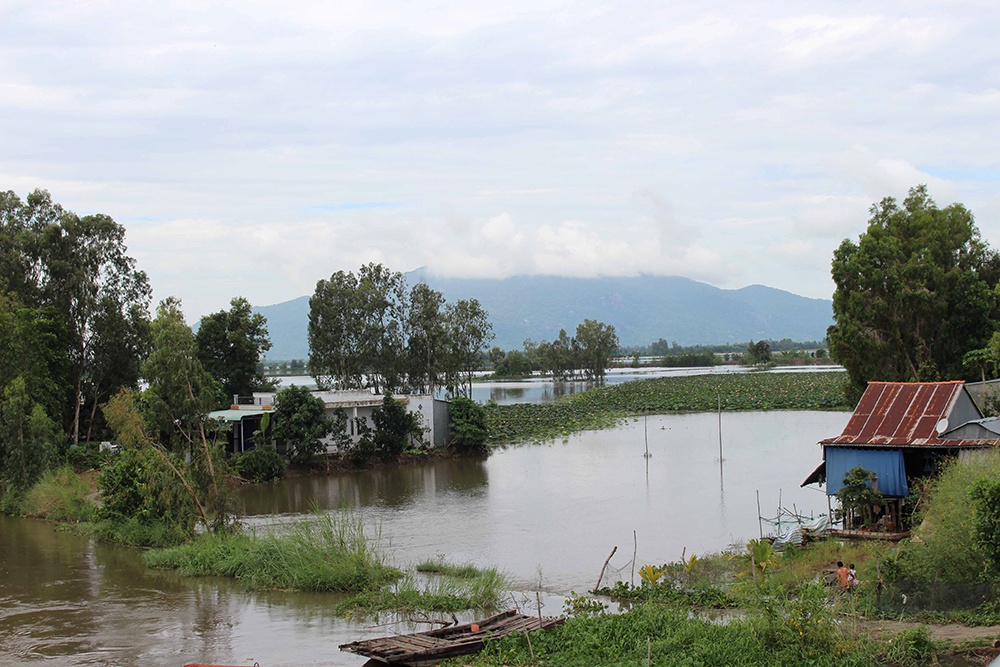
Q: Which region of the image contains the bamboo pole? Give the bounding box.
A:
[631,530,637,586]
[594,546,617,591]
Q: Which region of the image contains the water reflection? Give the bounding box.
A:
[239,458,489,515]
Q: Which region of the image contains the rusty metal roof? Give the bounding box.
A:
[820,381,996,448]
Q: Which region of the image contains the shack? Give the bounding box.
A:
[222,389,452,456]
[802,381,999,536]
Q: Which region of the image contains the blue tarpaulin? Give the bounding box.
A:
[825,448,909,497]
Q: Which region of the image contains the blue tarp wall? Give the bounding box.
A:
[825,447,909,497]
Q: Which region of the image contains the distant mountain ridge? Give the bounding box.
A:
[254,272,833,361]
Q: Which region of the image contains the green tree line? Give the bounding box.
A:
[490,319,620,381]
[308,263,495,398]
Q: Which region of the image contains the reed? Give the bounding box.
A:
[339,565,509,614]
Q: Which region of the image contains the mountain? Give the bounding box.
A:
[254,273,833,360]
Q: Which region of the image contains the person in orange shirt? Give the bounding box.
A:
[836,561,851,589]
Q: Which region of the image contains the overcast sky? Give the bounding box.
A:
[2,1,998,319]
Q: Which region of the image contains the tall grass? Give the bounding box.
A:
[144,511,400,592]
[21,465,98,522]
[339,565,509,614]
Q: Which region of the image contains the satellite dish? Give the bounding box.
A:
[935,418,949,435]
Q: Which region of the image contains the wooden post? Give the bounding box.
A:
[631,530,637,586]
[717,394,723,462]
[594,546,617,591]
[756,490,763,539]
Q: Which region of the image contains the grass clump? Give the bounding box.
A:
[20,465,98,522]
[415,557,486,579]
[339,566,509,614]
[144,511,400,593]
[485,371,849,443]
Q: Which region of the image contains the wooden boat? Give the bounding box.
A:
[339,609,564,666]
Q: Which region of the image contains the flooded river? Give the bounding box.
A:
[0,410,848,666]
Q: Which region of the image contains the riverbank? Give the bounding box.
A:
[485,370,850,443]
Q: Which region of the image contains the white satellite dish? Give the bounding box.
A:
[935,418,949,435]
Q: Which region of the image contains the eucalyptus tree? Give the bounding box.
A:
[0,189,151,444]
[196,296,272,404]
[309,263,407,393]
[828,185,1000,401]
[575,319,619,381]
[445,298,494,397]
[142,298,221,453]
[405,283,448,393]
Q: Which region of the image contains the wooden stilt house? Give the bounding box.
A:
[802,381,1000,537]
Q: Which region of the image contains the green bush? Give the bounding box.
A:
[232,447,287,482]
[96,447,196,547]
[448,396,488,452]
[63,443,108,472]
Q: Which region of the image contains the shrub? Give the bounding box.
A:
[95,447,196,547]
[63,443,108,472]
[448,396,489,452]
[232,447,287,482]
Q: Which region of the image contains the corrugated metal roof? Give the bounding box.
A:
[820,381,996,448]
[209,408,269,423]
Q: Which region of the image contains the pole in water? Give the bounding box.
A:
[717,394,723,463]
[643,411,651,458]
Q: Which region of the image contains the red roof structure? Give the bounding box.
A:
[820,381,995,448]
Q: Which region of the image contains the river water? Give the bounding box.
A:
[0,409,848,667]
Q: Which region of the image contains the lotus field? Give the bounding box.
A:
[483,371,850,444]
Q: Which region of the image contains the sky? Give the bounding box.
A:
[2,1,999,320]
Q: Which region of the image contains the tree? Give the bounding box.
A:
[196,296,273,404]
[745,340,772,366]
[405,283,448,394]
[0,189,151,445]
[575,319,619,381]
[445,298,494,397]
[828,185,1000,401]
[0,293,67,424]
[103,387,230,541]
[141,298,221,453]
[368,393,423,459]
[271,385,333,464]
[308,263,407,393]
[448,396,489,452]
[0,377,58,506]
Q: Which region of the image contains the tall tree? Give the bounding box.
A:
[196,296,273,404]
[445,298,494,397]
[142,298,221,453]
[828,185,1000,400]
[309,270,362,390]
[575,319,619,381]
[405,283,447,394]
[309,263,407,393]
[0,189,151,444]
[0,377,58,504]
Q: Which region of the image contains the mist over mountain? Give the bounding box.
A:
[254,271,833,361]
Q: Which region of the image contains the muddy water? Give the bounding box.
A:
[0,410,848,666]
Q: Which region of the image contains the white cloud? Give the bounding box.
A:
[1,0,998,314]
